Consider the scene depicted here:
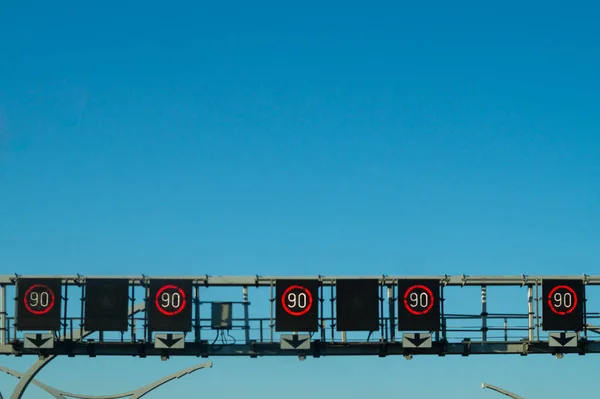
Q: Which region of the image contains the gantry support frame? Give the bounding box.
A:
[7,303,146,399]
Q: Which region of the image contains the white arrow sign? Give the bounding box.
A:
[24,333,54,349]
[154,333,185,349]
[280,334,311,350]
[548,332,578,347]
[402,333,433,348]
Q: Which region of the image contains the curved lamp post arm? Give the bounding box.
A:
[10,303,147,399]
[482,383,526,399]
[0,362,212,399]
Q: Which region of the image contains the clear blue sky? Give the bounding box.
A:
[1,0,600,398]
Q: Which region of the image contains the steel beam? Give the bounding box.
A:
[2,340,596,357]
[0,274,597,286]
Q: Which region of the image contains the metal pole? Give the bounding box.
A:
[130,283,136,342]
[269,280,274,343]
[194,285,200,343]
[145,284,151,342]
[242,286,250,344]
[330,284,335,343]
[79,284,85,342]
[62,284,68,339]
[527,285,534,341]
[535,281,540,341]
[387,286,395,342]
[0,285,6,345]
[482,382,526,399]
[440,284,446,341]
[379,283,386,341]
[319,282,325,342]
[481,285,487,341]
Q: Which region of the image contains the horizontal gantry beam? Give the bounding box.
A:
[0,274,598,286]
[1,340,598,357]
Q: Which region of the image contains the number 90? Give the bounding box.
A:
[287,292,308,309]
[408,292,429,308]
[553,292,573,308]
[160,292,182,309]
[29,291,50,308]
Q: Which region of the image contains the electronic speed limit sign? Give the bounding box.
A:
[148,279,193,332]
[275,279,319,332]
[397,279,440,332]
[16,278,63,331]
[542,279,585,331]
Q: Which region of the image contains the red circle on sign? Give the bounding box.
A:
[404,285,435,315]
[24,284,56,315]
[155,285,186,316]
[547,285,578,315]
[282,285,313,316]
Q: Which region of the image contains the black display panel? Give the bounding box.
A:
[147,279,193,332]
[84,279,130,331]
[542,279,585,331]
[16,278,62,331]
[336,279,379,331]
[275,279,319,332]
[397,279,440,332]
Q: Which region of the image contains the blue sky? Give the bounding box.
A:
[1,0,600,397]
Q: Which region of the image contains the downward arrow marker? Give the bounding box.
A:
[405,333,430,347]
[157,334,183,348]
[26,334,51,348]
[283,335,309,349]
[554,332,575,347]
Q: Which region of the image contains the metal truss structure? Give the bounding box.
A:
[0,274,599,397]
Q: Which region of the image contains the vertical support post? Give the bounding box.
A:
[379,282,386,341]
[62,283,68,339]
[388,285,395,342]
[269,280,274,343]
[527,285,534,341]
[144,280,151,343]
[0,284,6,345]
[504,318,508,341]
[319,282,325,342]
[583,280,588,340]
[79,283,85,342]
[535,280,540,341]
[341,331,347,342]
[194,284,200,343]
[481,285,487,341]
[440,284,446,341]
[330,284,335,343]
[242,286,250,344]
[130,281,136,342]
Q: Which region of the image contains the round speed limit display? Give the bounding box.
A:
[24,284,56,315]
[403,284,435,315]
[155,284,187,316]
[281,285,313,316]
[547,285,578,315]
